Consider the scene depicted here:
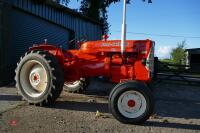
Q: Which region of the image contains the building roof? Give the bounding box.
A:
[5,0,102,25]
[43,0,102,25]
[186,48,200,51]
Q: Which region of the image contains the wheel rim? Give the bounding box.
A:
[117,90,147,119]
[64,81,81,88]
[20,60,48,98]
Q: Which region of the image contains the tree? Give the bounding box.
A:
[170,40,187,65]
[51,0,70,6]
[72,0,151,34]
[48,0,151,33]
[58,0,70,6]
[79,0,128,34]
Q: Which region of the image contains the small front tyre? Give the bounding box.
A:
[109,81,154,124]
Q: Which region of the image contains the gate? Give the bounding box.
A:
[154,57,200,85]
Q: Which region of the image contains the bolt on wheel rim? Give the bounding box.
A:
[117,90,147,118]
[20,60,48,98]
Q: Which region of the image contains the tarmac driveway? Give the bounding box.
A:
[0,80,200,133]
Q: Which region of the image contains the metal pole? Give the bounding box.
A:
[121,0,127,54]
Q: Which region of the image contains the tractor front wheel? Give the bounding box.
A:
[15,50,64,106]
[109,81,154,124]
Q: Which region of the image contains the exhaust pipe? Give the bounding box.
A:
[121,0,127,55]
[120,0,152,55]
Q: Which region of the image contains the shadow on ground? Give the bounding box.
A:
[50,100,200,130]
[145,121,200,130]
[53,101,109,113]
[0,95,21,101]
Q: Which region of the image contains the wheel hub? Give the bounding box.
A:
[30,72,40,86]
[127,100,136,108]
[117,90,147,118]
[33,74,39,81]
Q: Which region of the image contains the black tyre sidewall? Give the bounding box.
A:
[109,81,154,124]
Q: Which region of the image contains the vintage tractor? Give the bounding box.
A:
[15,0,154,124]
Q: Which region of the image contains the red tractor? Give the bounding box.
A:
[15,0,154,124]
[15,38,155,124]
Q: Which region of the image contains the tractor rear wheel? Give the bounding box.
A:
[63,78,89,93]
[109,80,154,124]
[15,50,64,106]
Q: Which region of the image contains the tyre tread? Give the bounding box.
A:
[15,50,64,106]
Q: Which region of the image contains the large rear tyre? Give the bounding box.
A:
[109,80,154,124]
[15,50,64,106]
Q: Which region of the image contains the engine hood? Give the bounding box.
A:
[80,40,153,54]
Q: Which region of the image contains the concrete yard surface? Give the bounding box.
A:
[0,85,25,114]
[0,80,200,133]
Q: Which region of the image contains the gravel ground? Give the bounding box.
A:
[0,80,200,133]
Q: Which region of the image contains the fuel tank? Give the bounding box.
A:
[79,40,152,54]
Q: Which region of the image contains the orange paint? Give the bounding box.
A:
[30,39,154,83]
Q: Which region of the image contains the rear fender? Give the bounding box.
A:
[29,44,65,66]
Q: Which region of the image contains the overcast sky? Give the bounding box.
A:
[68,0,200,59]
